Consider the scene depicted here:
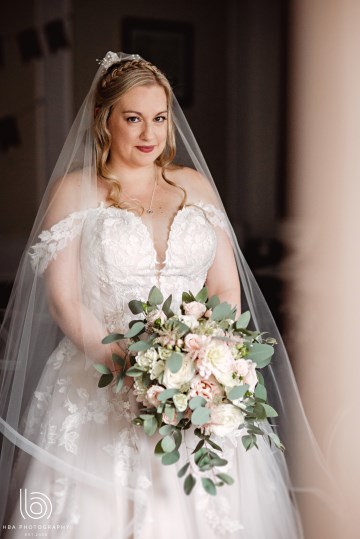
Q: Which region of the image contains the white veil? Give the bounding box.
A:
[0,52,340,534]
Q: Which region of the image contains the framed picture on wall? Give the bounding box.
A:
[122,17,194,107]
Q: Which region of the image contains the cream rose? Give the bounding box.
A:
[208,404,244,436]
[163,354,195,389]
[146,385,164,407]
[182,301,207,320]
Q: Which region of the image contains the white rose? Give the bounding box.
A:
[183,301,207,320]
[136,348,158,370]
[178,314,199,330]
[173,393,188,412]
[163,354,195,389]
[208,404,244,437]
[201,342,236,386]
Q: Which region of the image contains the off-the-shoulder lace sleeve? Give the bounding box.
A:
[195,201,232,239]
[29,209,88,275]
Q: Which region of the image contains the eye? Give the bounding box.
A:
[126,116,141,123]
[154,115,167,123]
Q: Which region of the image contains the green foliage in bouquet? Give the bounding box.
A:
[94,286,284,497]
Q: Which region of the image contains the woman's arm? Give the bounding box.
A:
[205,226,241,316]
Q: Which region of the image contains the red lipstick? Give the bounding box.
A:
[136,146,155,153]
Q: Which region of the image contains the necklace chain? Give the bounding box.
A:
[146,169,158,214]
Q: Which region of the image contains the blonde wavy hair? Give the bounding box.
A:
[94,59,186,211]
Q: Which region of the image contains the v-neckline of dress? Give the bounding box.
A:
[99,202,189,271]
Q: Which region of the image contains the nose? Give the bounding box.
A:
[140,121,154,141]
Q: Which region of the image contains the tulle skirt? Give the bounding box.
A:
[2,337,303,539]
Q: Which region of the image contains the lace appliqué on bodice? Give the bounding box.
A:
[29,210,88,274]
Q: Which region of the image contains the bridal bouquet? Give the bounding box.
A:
[95,286,284,496]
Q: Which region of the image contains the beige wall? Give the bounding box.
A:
[287,0,360,537]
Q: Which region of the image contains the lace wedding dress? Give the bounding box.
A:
[4,202,301,539]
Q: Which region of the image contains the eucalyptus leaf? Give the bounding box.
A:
[93,363,112,375]
[189,396,207,410]
[101,333,124,344]
[161,435,176,453]
[242,434,254,451]
[191,439,205,454]
[115,374,124,393]
[128,340,151,352]
[182,291,195,303]
[191,406,211,426]
[158,388,179,402]
[161,449,180,465]
[159,424,174,436]
[98,373,114,388]
[254,403,267,420]
[262,403,278,417]
[201,478,217,496]
[206,295,220,309]
[173,429,182,450]
[216,472,234,485]
[256,371,265,385]
[128,299,145,314]
[208,457,227,467]
[143,416,158,437]
[162,294,173,317]
[247,343,274,368]
[154,439,165,455]
[268,432,285,451]
[207,439,223,452]
[125,366,145,377]
[124,321,145,339]
[254,383,267,400]
[227,384,249,401]
[211,302,233,321]
[164,404,175,422]
[235,310,251,329]
[194,447,206,464]
[148,286,164,306]
[195,287,208,303]
[167,352,183,373]
[177,462,190,478]
[112,354,125,368]
[184,474,196,495]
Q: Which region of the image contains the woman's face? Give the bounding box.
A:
[107,84,168,169]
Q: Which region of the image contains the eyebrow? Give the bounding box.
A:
[122,110,168,115]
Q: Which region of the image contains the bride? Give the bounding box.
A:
[0,51,328,538]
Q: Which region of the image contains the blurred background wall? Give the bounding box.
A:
[1,0,359,537]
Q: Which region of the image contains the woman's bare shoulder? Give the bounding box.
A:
[167,165,218,205]
[44,169,95,227]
